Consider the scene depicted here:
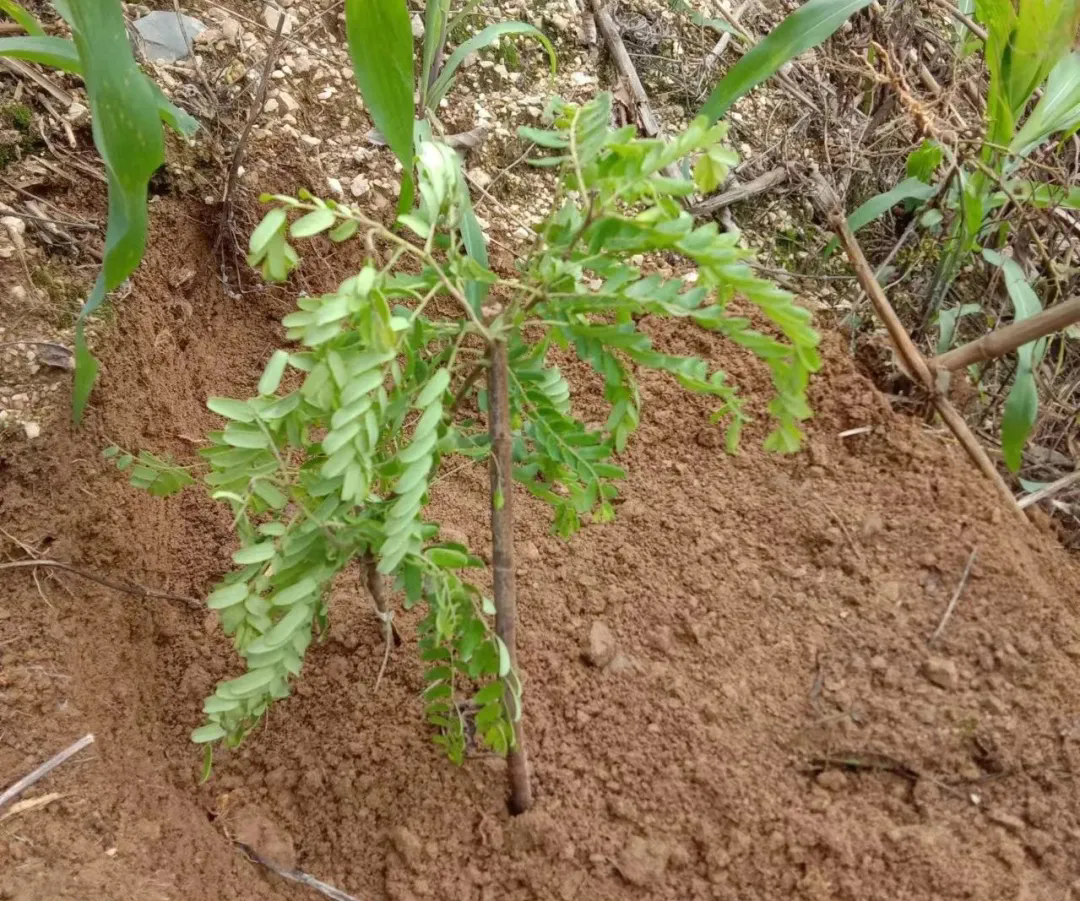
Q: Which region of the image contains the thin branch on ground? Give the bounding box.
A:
[236,842,366,901]
[929,547,977,644]
[1018,470,1080,510]
[689,166,789,216]
[0,559,202,609]
[0,734,95,810]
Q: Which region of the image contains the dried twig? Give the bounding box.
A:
[1018,470,1080,510]
[217,14,286,241]
[931,296,1080,373]
[929,547,977,645]
[927,0,987,41]
[589,0,679,179]
[689,166,788,216]
[0,734,95,810]
[701,0,753,73]
[0,559,201,609]
[237,842,366,901]
[0,791,63,822]
[815,173,1026,521]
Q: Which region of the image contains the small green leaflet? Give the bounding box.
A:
[258,350,290,396]
[415,367,451,408]
[291,207,336,238]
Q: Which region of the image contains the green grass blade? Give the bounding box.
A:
[420,0,448,109]
[823,177,936,255]
[982,249,1046,472]
[0,0,44,36]
[699,0,871,122]
[58,1,176,421]
[458,179,490,312]
[345,0,415,177]
[428,22,556,110]
[0,35,81,72]
[1010,51,1080,158]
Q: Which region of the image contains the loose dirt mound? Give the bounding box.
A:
[3,195,1080,901]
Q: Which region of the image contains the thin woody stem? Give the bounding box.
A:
[487,336,532,815]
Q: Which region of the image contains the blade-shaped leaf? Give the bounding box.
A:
[936,303,984,354]
[0,35,80,72]
[1011,51,1080,158]
[345,0,415,177]
[823,177,936,254]
[428,22,556,111]
[982,248,1046,472]
[0,0,44,36]
[59,1,185,421]
[699,0,872,122]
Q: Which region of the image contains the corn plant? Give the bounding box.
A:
[832,0,1080,471]
[111,92,820,812]
[0,0,198,421]
[345,0,554,209]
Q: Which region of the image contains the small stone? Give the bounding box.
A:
[695,427,720,449]
[299,134,322,148]
[64,101,89,126]
[468,167,492,189]
[493,63,509,79]
[350,174,370,197]
[816,769,847,792]
[987,810,1026,833]
[390,825,424,870]
[327,177,343,196]
[22,421,40,440]
[861,512,884,537]
[923,656,959,690]
[220,17,241,41]
[410,13,424,39]
[583,621,617,668]
[808,442,830,468]
[263,97,280,113]
[228,805,296,870]
[262,5,295,34]
[616,836,670,887]
[520,541,540,563]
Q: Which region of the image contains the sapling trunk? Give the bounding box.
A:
[364,551,399,691]
[487,336,532,814]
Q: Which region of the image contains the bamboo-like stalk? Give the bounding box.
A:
[487,338,532,814]
[826,209,1027,522]
[931,296,1080,373]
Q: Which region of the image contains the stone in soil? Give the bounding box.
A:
[923,656,960,690]
[616,836,670,886]
[583,620,617,667]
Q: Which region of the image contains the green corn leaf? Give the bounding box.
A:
[823,177,936,255]
[0,1,45,37]
[936,304,984,354]
[0,35,80,71]
[428,22,556,110]
[56,2,199,422]
[419,0,448,109]
[1003,180,1080,209]
[459,178,491,311]
[699,0,872,122]
[1011,52,1080,158]
[983,249,1046,472]
[345,0,415,176]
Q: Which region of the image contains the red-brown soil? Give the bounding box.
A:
[3,196,1080,901]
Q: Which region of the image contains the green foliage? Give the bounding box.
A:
[699,0,872,123]
[0,0,45,36]
[428,21,555,111]
[981,250,1046,472]
[823,0,1079,470]
[344,0,415,178]
[0,0,198,423]
[112,93,818,769]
